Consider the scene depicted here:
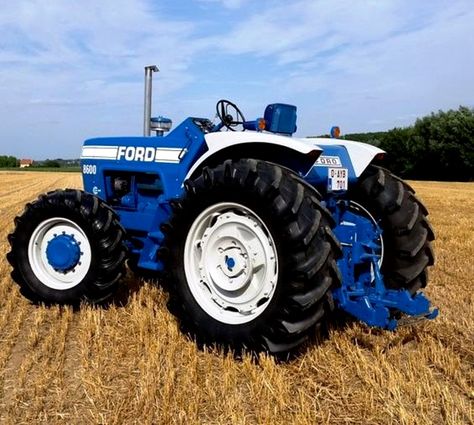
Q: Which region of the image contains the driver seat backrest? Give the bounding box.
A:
[264,103,297,136]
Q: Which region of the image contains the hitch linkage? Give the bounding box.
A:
[331,201,438,330]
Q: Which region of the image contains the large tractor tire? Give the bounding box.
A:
[7,189,127,304]
[163,159,341,355]
[352,165,435,294]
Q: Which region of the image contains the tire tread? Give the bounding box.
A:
[164,159,341,355]
[7,189,126,304]
[355,165,434,294]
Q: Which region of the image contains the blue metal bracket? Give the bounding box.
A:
[331,200,438,330]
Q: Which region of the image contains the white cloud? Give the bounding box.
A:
[207,0,474,134]
[214,1,408,61]
[197,0,250,10]
[0,0,214,157]
[0,0,472,157]
[0,0,204,103]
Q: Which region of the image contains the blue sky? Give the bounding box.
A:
[0,0,473,159]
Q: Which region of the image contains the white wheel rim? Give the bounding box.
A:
[184,202,278,325]
[28,217,92,290]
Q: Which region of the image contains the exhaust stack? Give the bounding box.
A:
[143,65,159,136]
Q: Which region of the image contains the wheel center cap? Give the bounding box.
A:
[46,234,81,272]
[225,255,236,270]
[219,246,249,279]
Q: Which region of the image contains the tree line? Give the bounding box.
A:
[0,158,80,168]
[343,106,474,181]
[0,156,18,167]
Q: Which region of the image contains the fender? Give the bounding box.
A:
[309,137,385,177]
[185,131,323,180]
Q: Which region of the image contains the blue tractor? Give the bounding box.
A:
[7,66,437,355]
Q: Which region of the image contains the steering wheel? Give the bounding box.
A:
[216,99,246,131]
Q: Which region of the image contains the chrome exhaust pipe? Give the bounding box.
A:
[143,65,159,136]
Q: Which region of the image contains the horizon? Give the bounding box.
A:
[1,107,470,161]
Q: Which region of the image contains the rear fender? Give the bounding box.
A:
[312,138,385,177]
[185,131,322,180]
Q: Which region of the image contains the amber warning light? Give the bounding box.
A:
[330,126,341,138]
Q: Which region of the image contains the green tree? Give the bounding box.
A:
[42,159,61,168]
[378,127,417,177]
[0,155,18,167]
[344,131,386,147]
[412,106,474,180]
[380,106,474,181]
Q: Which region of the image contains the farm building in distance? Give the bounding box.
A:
[19,159,33,168]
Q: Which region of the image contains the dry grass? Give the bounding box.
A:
[0,171,472,425]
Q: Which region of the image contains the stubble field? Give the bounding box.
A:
[0,171,472,424]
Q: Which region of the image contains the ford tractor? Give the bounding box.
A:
[7,66,437,355]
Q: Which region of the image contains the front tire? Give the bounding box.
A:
[164,159,341,355]
[7,189,127,304]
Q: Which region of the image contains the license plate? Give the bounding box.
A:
[328,168,348,191]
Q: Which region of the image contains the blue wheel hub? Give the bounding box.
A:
[225,255,236,271]
[46,234,81,272]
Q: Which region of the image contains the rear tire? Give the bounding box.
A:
[163,159,341,355]
[7,189,127,304]
[353,166,435,293]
